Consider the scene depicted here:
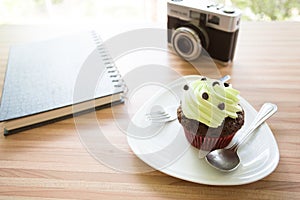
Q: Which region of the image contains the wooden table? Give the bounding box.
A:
[0,22,299,200]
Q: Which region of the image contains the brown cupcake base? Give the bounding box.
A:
[177,105,244,151]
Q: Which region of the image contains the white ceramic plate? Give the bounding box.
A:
[127,75,279,186]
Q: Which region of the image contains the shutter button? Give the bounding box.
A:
[223,6,235,14]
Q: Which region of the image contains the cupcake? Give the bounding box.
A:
[177,76,244,151]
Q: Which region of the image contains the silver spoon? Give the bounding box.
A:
[205,103,278,172]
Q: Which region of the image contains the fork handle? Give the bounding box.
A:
[230,103,278,152]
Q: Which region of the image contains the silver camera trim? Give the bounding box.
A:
[167,0,241,33]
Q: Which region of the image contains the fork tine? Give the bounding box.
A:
[151,119,171,123]
[149,116,172,123]
[147,115,170,120]
[145,105,178,123]
[146,111,168,116]
[146,111,170,119]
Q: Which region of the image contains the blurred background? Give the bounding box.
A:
[0,0,299,25]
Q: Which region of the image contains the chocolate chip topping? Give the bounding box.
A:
[218,103,225,110]
[224,82,230,87]
[212,81,220,86]
[183,84,189,90]
[202,92,209,100]
[201,77,207,81]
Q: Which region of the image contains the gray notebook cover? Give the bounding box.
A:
[0,31,123,123]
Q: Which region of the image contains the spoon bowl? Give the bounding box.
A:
[206,149,240,172]
[205,103,278,172]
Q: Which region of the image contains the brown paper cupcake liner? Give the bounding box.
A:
[183,127,236,151]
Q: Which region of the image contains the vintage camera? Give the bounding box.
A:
[167,0,241,64]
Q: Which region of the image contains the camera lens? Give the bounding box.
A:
[177,36,193,54]
[171,27,203,61]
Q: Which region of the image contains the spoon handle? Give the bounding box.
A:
[219,75,231,83]
[231,103,278,152]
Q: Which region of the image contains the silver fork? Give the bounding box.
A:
[145,75,231,123]
[146,105,178,123]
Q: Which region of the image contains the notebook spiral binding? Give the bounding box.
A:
[90,31,128,99]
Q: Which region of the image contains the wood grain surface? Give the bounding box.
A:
[0,22,300,200]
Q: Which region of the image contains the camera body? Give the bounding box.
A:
[167,0,241,64]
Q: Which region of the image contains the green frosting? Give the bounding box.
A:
[181,77,242,128]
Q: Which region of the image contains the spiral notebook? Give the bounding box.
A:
[0,31,125,135]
